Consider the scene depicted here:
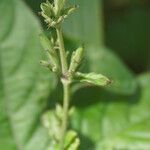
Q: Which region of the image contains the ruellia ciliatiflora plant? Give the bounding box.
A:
[39,0,111,149]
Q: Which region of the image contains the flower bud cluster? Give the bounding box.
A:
[40,0,78,28]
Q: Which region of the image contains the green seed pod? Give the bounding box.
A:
[69,46,84,74]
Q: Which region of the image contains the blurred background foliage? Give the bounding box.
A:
[0,0,150,149]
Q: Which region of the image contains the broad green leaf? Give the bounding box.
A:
[0,0,14,41]
[71,73,150,149]
[0,0,56,149]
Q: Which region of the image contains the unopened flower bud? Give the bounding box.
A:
[69,46,84,74]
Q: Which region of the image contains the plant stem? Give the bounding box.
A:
[60,82,70,149]
[56,26,68,74]
[56,26,70,150]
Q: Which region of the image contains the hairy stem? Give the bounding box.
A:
[56,26,70,150]
[56,26,68,74]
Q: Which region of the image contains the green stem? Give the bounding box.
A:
[56,26,70,150]
[56,26,68,74]
[60,82,70,149]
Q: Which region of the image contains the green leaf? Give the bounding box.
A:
[71,73,150,149]
[75,72,111,87]
[0,0,56,149]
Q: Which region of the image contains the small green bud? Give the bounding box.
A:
[68,138,80,150]
[40,60,51,69]
[76,72,111,86]
[46,52,59,72]
[64,130,80,150]
[54,0,66,15]
[40,3,52,18]
[69,46,84,74]
[46,0,52,7]
[39,33,59,73]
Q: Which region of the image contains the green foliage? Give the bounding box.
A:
[0,0,56,149]
[0,0,150,149]
[71,73,150,149]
